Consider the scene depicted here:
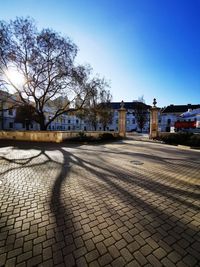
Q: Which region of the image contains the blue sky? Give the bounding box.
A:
[0,0,200,107]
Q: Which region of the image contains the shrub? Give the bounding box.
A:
[157,133,200,147]
[188,134,200,147]
[99,133,116,141]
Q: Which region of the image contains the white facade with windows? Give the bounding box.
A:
[159,104,200,132]
[0,100,150,132]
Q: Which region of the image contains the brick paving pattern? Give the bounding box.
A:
[0,139,200,266]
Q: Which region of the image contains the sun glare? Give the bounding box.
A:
[5,68,25,87]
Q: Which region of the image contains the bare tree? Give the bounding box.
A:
[98,89,113,131]
[15,104,39,130]
[76,78,111,131]
[134,97,149,132]
[0,17,105,130]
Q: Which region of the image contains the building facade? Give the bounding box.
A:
[0,96,150,132]
[159,104,200,132]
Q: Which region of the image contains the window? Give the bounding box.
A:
[8,109,13,116]
[167,119,171,124]
[9,122,13,128]
[116,119,118,124]
[132,119,135,124]
[68,119,71,123]
[30,124,33,129]
[68,126,71,130]
[76,119,79,124]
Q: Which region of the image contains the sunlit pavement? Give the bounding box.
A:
[0,139,200,266]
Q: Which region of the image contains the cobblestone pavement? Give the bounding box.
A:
[0,139,200,267]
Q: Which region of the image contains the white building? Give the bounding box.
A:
[174,108,200,133]
[159,104,200,132]
[0,96,150,132]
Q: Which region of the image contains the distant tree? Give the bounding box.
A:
[0,17,107,130]
[134,96,149,132]
[76,78,111,131]
[98,90,113,131]
[15,104,39,130]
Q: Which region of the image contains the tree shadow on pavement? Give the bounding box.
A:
[0,140,200,266]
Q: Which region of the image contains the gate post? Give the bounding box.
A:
[150,98,159,139]
[118,100,126,137]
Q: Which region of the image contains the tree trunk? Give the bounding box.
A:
[38,113,47,131]
[40,123,47,131]
[26,121,30,131]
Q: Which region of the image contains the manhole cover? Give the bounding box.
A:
[130,160,144,165]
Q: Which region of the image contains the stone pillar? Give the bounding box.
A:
[150,98,159,139]
[118,100,126,137]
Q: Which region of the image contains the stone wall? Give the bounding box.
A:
[0,131,119,143]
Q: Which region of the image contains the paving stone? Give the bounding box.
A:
[161,257,176,267]
[85,249,100,263]
[108,245,120,259]
[115,239,127,250]
[140,244,153,256]
[183,254,198,267]
[98,253,112,266]
[153,247,167,260]
[133,251,148,265]
[0,140,200,266]
[64,253,75,267]
[147,254,162,267]
[85,239,96,252]
[111,257,126,267]
[27,255,42,267]
[96,242,107,256]
[76,256,88,267]
[42,246,52,261]
[7,248,22,259]
[89,260,100,267]
[17,251,32,263]
[120,247,133,262]
[167,251,182,264]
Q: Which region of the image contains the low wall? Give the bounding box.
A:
[0,130,119,143]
